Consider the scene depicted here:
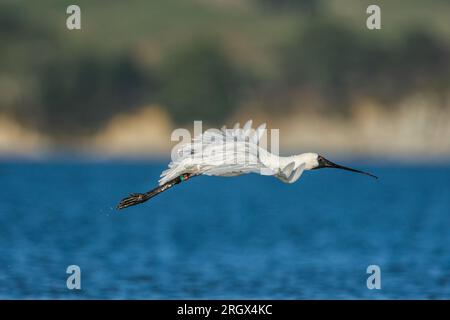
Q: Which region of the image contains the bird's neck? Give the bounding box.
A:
[266,153,317,171]
[258,149,299,171]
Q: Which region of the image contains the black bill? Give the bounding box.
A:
[316,156,378,179]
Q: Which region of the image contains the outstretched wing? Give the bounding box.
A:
[159,120,270,184]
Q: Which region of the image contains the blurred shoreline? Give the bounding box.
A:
[1,98,450,162]
[2,0,449,163]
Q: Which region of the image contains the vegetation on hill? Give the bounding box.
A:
[0,0,449,139]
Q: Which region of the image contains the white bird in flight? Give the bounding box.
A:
[117,120,377,209]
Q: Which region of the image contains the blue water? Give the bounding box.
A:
[0,160,449,299]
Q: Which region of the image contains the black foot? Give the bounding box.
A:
[117,193,147,210]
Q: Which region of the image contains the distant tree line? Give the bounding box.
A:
[279,19,450,113]
[0,2,449,137]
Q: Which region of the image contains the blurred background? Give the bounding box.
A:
[1,0,450,299]
[1,0,449,158]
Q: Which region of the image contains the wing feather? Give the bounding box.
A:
[159,120,271,185]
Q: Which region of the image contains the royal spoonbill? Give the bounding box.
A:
[117,120,377,209]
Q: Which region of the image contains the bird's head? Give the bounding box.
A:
[306,154,378,179]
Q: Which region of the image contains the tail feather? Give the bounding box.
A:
[117,173,193,210]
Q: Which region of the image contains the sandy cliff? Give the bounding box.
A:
[1,96,450,160]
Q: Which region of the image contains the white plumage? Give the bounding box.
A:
[159,120,310,185]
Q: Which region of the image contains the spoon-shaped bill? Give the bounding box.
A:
[319,157,378,179]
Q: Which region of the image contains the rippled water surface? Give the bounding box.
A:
[0,161,449,299]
